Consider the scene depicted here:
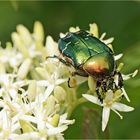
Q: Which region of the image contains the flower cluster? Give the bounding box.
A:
[0,22,75,140]
[0,21,137,139]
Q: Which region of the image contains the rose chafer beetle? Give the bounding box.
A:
[49,30,123,102]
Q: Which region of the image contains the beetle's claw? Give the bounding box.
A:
[96,81,104,103]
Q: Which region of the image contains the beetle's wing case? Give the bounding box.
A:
[74,31,115,77]
[58,32,97,67]
[58,30,115,77]
[75,30,114,55]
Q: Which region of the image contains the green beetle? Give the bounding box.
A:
[49,30,123,101]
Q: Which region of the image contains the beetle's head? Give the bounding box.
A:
[83,52,115,80]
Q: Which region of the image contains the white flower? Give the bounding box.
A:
[46,36,60,57]
[17,95,74,139]
[0,73,29,100]
[46,113,75,136]
[0,21,76,140]
[114,69,138,102]
[36,63,68,101]
[0,78,74,139]
[0,46,23,70]
[99,32,114,45]
[83,90,134,131]
[122,69,138,80]
[34,33,71,100]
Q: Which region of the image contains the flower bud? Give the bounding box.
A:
[33,21,44,43]
[17,58,32,79]
[19,120,35,133]
[28,80,37,101]
[89,23,99,38]
[88,76,96,93]
[11,32,29,57]
[51,114,60,127]
[54,86,66,102]
[17,24,32,46]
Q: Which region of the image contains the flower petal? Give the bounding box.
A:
[56,134,65,140]
[112,102,134,112]
[37,80,50,87]
[69,26,80,32]
[46,36,59,56]
[122,69,138,80]
[60,114,75,125]
[102,37,114,45]
[20,115,37,124]
[82,94,101,105]
[11,132,40,139]
[44,85,54,100]
[121,88,130,102]
[102,107,110,131]
[111,108,123,119]
[114,53,123,61]
[1,110,10,130]
[132,69,138,77]
[47,125,68,136]
[100,32,106,40]
[59,33,66,38]
[55,78,67,85]
[89,23,99,38]
[9,88,17,99]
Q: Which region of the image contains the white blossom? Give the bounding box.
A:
[83,90,134,131]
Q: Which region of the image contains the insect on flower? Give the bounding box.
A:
[47,30,124,102]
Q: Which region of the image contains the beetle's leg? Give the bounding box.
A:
[46,55,70,66]
[68,71,88,88]
[68,77,72,88]
[71,71,88,77]
[72,65,89,77]
[117,72,123,88]
[108,78,114,90]
[101,81,107,92]
[96,81,103,103]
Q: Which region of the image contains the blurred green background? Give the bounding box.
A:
[0,1,140,139]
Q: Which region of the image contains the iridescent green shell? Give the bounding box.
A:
[58,30,115,78]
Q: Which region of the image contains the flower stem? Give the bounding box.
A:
[67,97,87,118]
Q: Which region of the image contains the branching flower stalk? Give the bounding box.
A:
[0,21,137,139]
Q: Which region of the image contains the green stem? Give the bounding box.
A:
[67,97,87,118]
